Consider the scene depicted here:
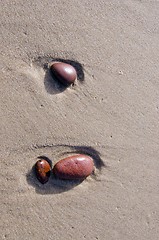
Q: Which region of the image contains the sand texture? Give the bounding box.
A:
[1,1,159,239]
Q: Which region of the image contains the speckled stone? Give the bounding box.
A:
[53,154,94,180]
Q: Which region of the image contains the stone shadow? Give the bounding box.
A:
[59,145,105,171]
[26,163,84,195]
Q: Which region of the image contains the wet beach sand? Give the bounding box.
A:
[0,1,159,239]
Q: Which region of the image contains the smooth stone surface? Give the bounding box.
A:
[50,62,77,85]
[53,154,94,180]
[35,159,51,184]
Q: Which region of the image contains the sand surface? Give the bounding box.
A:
[1,1,159,239]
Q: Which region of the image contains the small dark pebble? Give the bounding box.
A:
[35,159,51,184]
[50,62,77,86]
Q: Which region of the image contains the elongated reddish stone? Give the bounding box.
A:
[35,159,51,184]
[53,154,94,180]
[50,62,77,85]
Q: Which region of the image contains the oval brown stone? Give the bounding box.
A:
[50,62,77,85]
[35,159,51,184]
[53,154,94,180]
